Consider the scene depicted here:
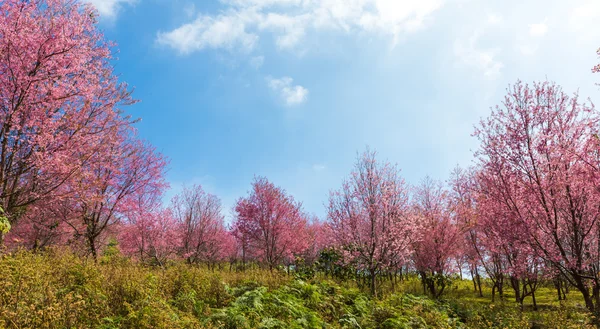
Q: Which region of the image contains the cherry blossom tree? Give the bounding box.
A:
[231,223,252,270]
[0,0,134,228]
[62,138,167,260]
[449,167,512,301]
[170,184,226,265]
[302,217,329,266]
[474,80,600,314]
[449,167,484,297]
[411,177,462,298]
[203,225,236,270]
[327,149,414,297]
[4,199,73,250]
[233,176,309,271]
[476,167,543,309]
[119,196,180,266]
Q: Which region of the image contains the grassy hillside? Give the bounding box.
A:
[0,249,594,329]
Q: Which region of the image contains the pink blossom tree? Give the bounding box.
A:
[203,225,236,270]
[0,0,134,230]
[62,138,167,260]
[302,217,329,266]
[411,177,463,298]
[476,167,543,309]
[231,223,252,270]
[474,80,600,314]
[449,167,512,301]
[449,167,484,296]
[170,184,227,265]
[4,199,74,250]
[327,149,414,297]
[233,177,309,271]
[119,195,180,266]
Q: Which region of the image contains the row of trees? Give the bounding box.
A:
[322,79,600,318]
[3,0,600,319]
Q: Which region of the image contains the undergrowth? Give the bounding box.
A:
[0,249,594,328]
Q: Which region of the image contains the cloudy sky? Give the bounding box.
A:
[85,0,600,220]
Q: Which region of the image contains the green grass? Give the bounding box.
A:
[0,249,595,328]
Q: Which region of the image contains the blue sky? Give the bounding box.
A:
[85,0,600,221]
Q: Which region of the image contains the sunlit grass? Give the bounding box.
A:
[0,248,595,328]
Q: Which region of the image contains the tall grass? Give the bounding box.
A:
[0,248,595,328]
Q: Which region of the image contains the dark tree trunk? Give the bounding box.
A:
[88,237,98,262]
[474,267,483,297]
[370,268,377,298]
[555,277,563,301]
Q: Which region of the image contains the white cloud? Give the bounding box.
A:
[486,13,502,25]
[266,76,308,105]
[157,0,445,54]
[518,44,537,56]
[570,0,600,40]
[312,164,326,172]
[184,3,196,18]
[156,14,258,54]
[83,0,136,19]
[249,55,265,69]
[454,31,503,79]
[529,21,548,37]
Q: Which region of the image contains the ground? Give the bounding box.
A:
[0,249,595,328]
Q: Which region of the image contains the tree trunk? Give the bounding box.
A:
[497,278,505,299]
[593,283,600,319]
[511,277,522,305]
[88,237,98,262]
[574,278,595,316]
[476,274,483,297]
[473,267,483,297]
[555,278,563,301]
[370,268,377,298]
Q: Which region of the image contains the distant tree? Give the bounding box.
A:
[302,216,329,266]
[476,167,543,310]
[202,223,236,270]
[231,223,252,270]
[449,167,484,296]
[327,149,415,297]
[119,196,180,266]
[170,185,226,265]
[449,167,510,301]
[233,177,309,271]
[411,177,462,298]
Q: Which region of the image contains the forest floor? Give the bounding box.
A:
[0,249,595,328]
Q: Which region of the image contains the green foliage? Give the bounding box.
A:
[317,248,354,280]
[0,206,10,236]
[0,249,595,328]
